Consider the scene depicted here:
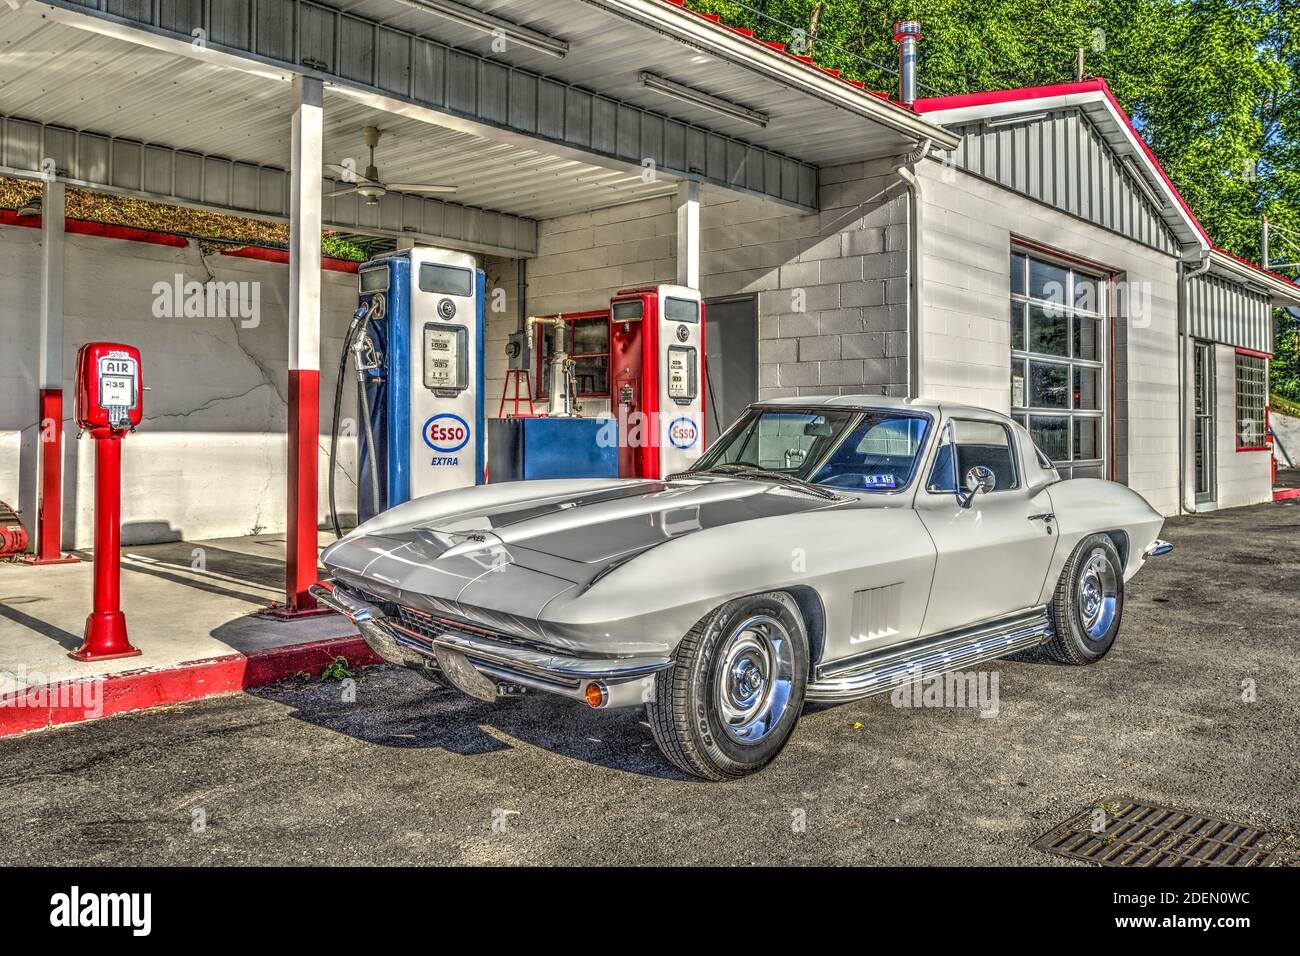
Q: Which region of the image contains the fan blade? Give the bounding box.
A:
[384,183,458,194]
[324,186,360,199]
[324,163,352,175]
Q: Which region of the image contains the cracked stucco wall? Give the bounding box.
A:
[0,225,360,548]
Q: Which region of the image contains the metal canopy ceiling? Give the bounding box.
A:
[0,4,676,226]
[317,0,953,165]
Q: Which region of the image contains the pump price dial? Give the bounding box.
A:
[423,324,469,392]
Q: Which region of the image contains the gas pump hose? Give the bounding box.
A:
[329,296,384,538]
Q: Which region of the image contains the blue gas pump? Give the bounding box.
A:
[330,247,485,530]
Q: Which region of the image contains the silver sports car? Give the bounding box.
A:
[314,396,1170,780]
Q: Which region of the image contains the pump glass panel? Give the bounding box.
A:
[419,263,474,297]
[98,357,138,408]
[665,297,700,323]
[611,300,643,323]
[359,267,388,293]
[667,345,697,402]
[423,324,469,391]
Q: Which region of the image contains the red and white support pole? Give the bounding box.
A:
[283,76,324,614]
[32,179,77,565]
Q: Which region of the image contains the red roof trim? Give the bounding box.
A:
[912,79,1108,113]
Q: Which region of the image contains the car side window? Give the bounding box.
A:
[927,420,1020,494]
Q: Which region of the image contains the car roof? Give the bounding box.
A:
[755,393,1011,422]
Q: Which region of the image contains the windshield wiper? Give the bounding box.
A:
[668,463,840,500]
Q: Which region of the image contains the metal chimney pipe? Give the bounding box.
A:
[893,20,922,105]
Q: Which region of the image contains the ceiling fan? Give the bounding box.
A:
[325,126,456,204]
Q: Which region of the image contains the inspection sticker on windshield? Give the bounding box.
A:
[862,473,897,488]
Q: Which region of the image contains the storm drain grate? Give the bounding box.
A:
[1033,798,1298,867]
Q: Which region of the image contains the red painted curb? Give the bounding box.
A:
[1273,488,1300,501]
[0,635,382,738]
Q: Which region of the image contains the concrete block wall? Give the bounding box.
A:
[917,161,1183,516]
[489,156,912,416]
[0,224,360,548]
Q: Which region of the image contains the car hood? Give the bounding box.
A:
[320,477,839,634]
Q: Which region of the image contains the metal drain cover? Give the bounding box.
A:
[1034,798,1297,867]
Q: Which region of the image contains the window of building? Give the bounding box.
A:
[1009,250,1108,479]
[536,312,610,400]
[1234,351,1268,450]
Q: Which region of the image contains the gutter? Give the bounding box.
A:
[895,138,932,398]
[1178,252,1212,514]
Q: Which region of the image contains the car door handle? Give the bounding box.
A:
[1028,512,1055,534]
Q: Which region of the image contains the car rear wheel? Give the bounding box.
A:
[1045,533,1124,665]
[647,591,808,781]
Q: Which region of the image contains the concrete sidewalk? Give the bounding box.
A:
[0,531,360,720]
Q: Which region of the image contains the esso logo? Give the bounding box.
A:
[423,413,470,453]
[668,417,699,449]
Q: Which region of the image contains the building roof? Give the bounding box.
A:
[913,78,1300,305]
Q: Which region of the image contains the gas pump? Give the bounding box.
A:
[329,247,485,530]
[608,285,706,478]
[71,342,144,661]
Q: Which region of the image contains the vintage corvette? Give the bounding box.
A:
[313,396,1171,780]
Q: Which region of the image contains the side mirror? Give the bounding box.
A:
[958,465,996,508]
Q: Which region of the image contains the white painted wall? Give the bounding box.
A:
[0,224,360,548]
[1210,344,1273,509]
[916,160,1183,516]
[1271,409,1300,468]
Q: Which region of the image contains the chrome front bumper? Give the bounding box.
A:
[309,581,672,708]
[1143,539,1174,557]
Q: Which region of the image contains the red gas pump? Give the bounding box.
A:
[71,343,144,661]
[608,286,706,479]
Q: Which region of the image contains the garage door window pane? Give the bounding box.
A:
[1029,416,1069,461]
[1073,365,1100,410]
[1029,259,1069,305]
[1029,303,1068,356]
[1029,361,1069,408]
[1011,301,1026,351]
[1011,253,1027,296]
[1074,416,1101,460]
[1074,312,1100,361]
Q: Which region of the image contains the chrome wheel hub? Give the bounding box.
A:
[716,614,794,744]
[1076,550,1118,640]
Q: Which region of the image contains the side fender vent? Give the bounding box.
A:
[850,584,901,645]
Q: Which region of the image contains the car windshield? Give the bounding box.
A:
[690,407,931,492]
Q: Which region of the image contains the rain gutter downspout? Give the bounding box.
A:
[895,137,932,399]
[1179,251,1212,513]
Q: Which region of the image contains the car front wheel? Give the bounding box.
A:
[1045,533,1125,665]
[647,591,809,781]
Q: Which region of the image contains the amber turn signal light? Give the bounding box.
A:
[584,682,605,708]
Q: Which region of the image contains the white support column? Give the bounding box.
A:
[676,179,700,290]
[39,181,65,391]
[288,76,323,376]
[284,75,324,613]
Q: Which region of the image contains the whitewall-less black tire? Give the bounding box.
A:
[648,591,809,781]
